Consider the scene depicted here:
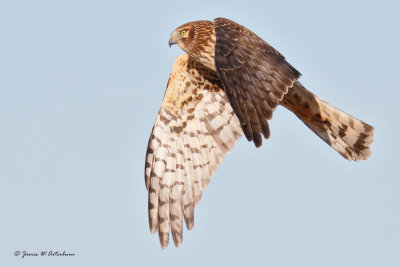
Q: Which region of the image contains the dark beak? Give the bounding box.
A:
[169,32,178,47]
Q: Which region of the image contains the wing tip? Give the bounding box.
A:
[172,232,183,247]
[185,218,195,230]
[159,232,170,249]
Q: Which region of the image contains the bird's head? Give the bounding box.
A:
[169,22,196,51]
[168,20,215,57]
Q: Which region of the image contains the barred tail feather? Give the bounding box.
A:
[281,82,374,161]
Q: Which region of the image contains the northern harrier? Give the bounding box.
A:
[145,18,374,248]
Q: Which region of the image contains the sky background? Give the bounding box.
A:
[1,0,399,266]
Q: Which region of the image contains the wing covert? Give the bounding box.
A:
[145,55,243,248]
[213,17,301,147]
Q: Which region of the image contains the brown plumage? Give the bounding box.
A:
[147,18,374,248]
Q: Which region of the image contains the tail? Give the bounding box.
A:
[280,81,374,161]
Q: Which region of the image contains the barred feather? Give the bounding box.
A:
[146,17,375,249]
[281,82,374,160]
[145,55,243,248]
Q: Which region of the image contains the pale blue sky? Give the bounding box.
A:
[1,0,399,266]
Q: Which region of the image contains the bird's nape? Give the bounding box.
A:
[146,17,374,249]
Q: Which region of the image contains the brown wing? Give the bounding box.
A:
[145,55,243,248]
[213,17,301,147]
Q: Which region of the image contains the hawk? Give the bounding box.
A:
[145,18,374,248]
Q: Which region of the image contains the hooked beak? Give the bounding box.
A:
[168,39,174,48]
[168,31,179,47]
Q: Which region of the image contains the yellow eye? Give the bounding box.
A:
[180,30,187,35]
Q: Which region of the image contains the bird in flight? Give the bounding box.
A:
[145,18,374,248]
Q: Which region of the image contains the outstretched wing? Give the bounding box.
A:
[145,55,243,248]
[213,17,301,147]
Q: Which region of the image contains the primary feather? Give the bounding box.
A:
[145,18,374,248]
